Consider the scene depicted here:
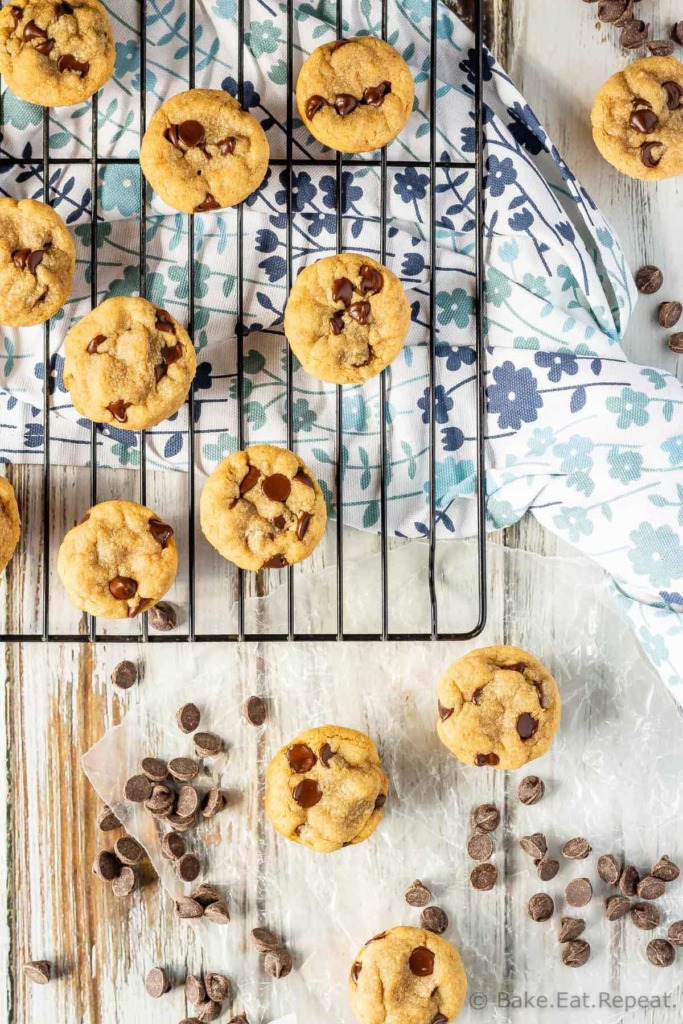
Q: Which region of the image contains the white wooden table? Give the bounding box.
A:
[2,1,682,1021]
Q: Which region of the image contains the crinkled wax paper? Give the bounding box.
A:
[82,543,683,1023]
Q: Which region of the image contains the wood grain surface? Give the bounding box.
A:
[2,1,683,1022]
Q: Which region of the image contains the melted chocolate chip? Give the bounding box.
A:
[195,193,220,213]
[56,1,73,14]
[28,248,45,272]
[10,6,23,20]
[273,515,286,530]
[332,277,354,306]
[166,119,205,150]
[34,38,54,54]
[472,686,484,705]
[432,1017,448,1024]
[334,93,358,117]
[305,94,329,119]
[296,512,311,541]
[374,793,386,810]
[263,553,288,569]
[474,752,500,766]
[109,576,138,600]
[629,108,659,133]
[23,18,47,40]
[534,682,547,709]
[57,53,89,76]
[358,264,383,295]
[154,364,167,384]
[320,743,334,766]
[240,464,259,494]
[330,310,345,335]
[641,142,664,168]
[663,81,683,111]
[107,399,131,423]
[348,300,371,325]
[87,334,106,354]
[351,962,362,983]
[286,743,317,773]
[293,778,322,809]
[149,519,174,548]
[516,712,538,740]
[217,136,236,155]
[408,947,435,977]
[262,473,291,502]
[362,80,391,107]
[293,469,314,489]
[161,340,183,365]
[438,701,454,721]
[155,308,175,334]
[12,248,31,269]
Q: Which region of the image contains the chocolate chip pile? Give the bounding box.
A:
[404,880,450,934]
[145,964,233,1021]
[634,264,683,353]
[93,803,146,898]
[467,803,500,891]
[249,926,294,979]
[517,773,683,968]
[582,2,683,56]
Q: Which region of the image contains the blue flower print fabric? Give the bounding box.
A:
[0,0,682,694]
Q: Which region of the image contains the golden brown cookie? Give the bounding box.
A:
[140,88,270,214]
[436,645,561,771]
[0,0,114,107]
[57,499,178,619]
[63,296,196,430]
[199,445,327,571]
[591,56,683,181]
[265,725,388,853]
[0,478,20,573]
[296,36,414,153]
[349,926,467,1024]
[284,252,411,384]
[0,198,75,327]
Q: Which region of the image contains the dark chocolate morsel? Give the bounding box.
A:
[195,193,221,213]
[330,310,345,335]
[374,793,386,810]
[640,142,664,168]
[516,712,538,740]
[358,264,384,294]
[351,962,362,982]
[109,576,138,600]
[408,946,435,977]
[293,777,322,808]
[334,93,359,117]
[263,553,288,569]
[438,701,454,721]
[87,334,107,354]
[332,277,354,306]
[628,108,659,133]
[155,308,176,333]
[663,80,683,111]
[162,340,183,365]
[294,469,315,489]
[12,248,31,269]
[217,136,236,155]
[286,743,317,772]
[305,95,329,119]
[262,473,291,502]
[362,80,391,107]
[348,300,371,324]
[57,53,89,76]
[27,249,45,272]
[23,18,48,40]
[296,512,312,540]
[107,399,132,423]
[240,464,260,494]
[149,519,174,548]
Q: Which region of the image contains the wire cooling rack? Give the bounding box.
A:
[0,0,487,643]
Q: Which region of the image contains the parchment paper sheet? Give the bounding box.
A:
[83,543,683,1023]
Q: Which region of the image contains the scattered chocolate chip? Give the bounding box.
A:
[404,880,432,907]
[598,0,631,23]
[635,265,663,294]
[148,601,177,632]
[673,22,683,44]
[168,757,199,782]
[358,264,383,295]
[286,743,317,773]
[176,702,201,733]
[474,752,500,766]
[97,805,120,832]
[124,774,152,803]
[471,803,500,833]
[620,18,650,48]
[669,332,683,352]
[470,863,498,891]
[161,831,185,861]
[145,784,174,817]
[421,906,448,934]
[205,973,231,1002]
[106,399,131,423]
[241,695,267,726]
[334,93,358,117]
[558,917,585,942]
[23,18,47,40]
[111,865,136,897]
[562,939,591,967]
[471,686,484,704]
[363,80,391,106]
[408,946,435,977]
[562,837,592,861]
[264,947,292,979]
[185,975,206,1006]
[202,788,225,819]
[139,756,168,782]
[663,81,683,111]
[57,53,89,75]
[668,921,683,945]
[647,938,676,967]
[111,660,137,690]
[652,855,680,881]
[565,878,593,908]
[93,849,121,881]
[640,142,664,168]
[145,966,170,998]
[520,833,547,860]
[467,833,494,861]
[114,835,144,865]
[293,778,322,808]
[195,193,221,213]
[537,858,560,882]
[191,884,222,907]
[516,712,538,740]
[263,554,288,569]
[629,107,659,133]
[347,299,371,324]
[175,785,199,819]
[193,731,223,757]
[197,1000,221,1021]
[438,701,454,722]
[597,854,621,885]
[631,902,660,930]
[23,960,51,985]
[619,865,640,896]
[176,896,204,919]
[604,894,631,921]
[177,852,201,884]
[648,39,675,56]
[250,927,280,952]
[350,961,362,983]
[518,775,545,805]
[528,892,554,922]
[305,94,329,119]
[637,875,666,900]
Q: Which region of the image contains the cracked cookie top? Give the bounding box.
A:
[436,645,561,771]
[0,198,75,327]
[199,444,327,572]
[265,725,388,853]
[348,926,468,1024]
[284,252,411,385]
[140,88,270,214]
[296,36,414,153]
[0,0,114,107]
[63,296,197,431]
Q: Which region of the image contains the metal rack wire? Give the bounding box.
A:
[1,0,487,643]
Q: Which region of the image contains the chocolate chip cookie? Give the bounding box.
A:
[139,88,270,214]
[0,478,20,573]
[0,198,75,327]
[284,253,411,384]
[199,445,327,571]
[57,499,178,619]
[0,0,114,107]
[437,645,561,771]
[296,36,415,153]
[63,296,196,430]
[265,725,388,853]
[591,56,683,180]
[349,926,468,1024]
